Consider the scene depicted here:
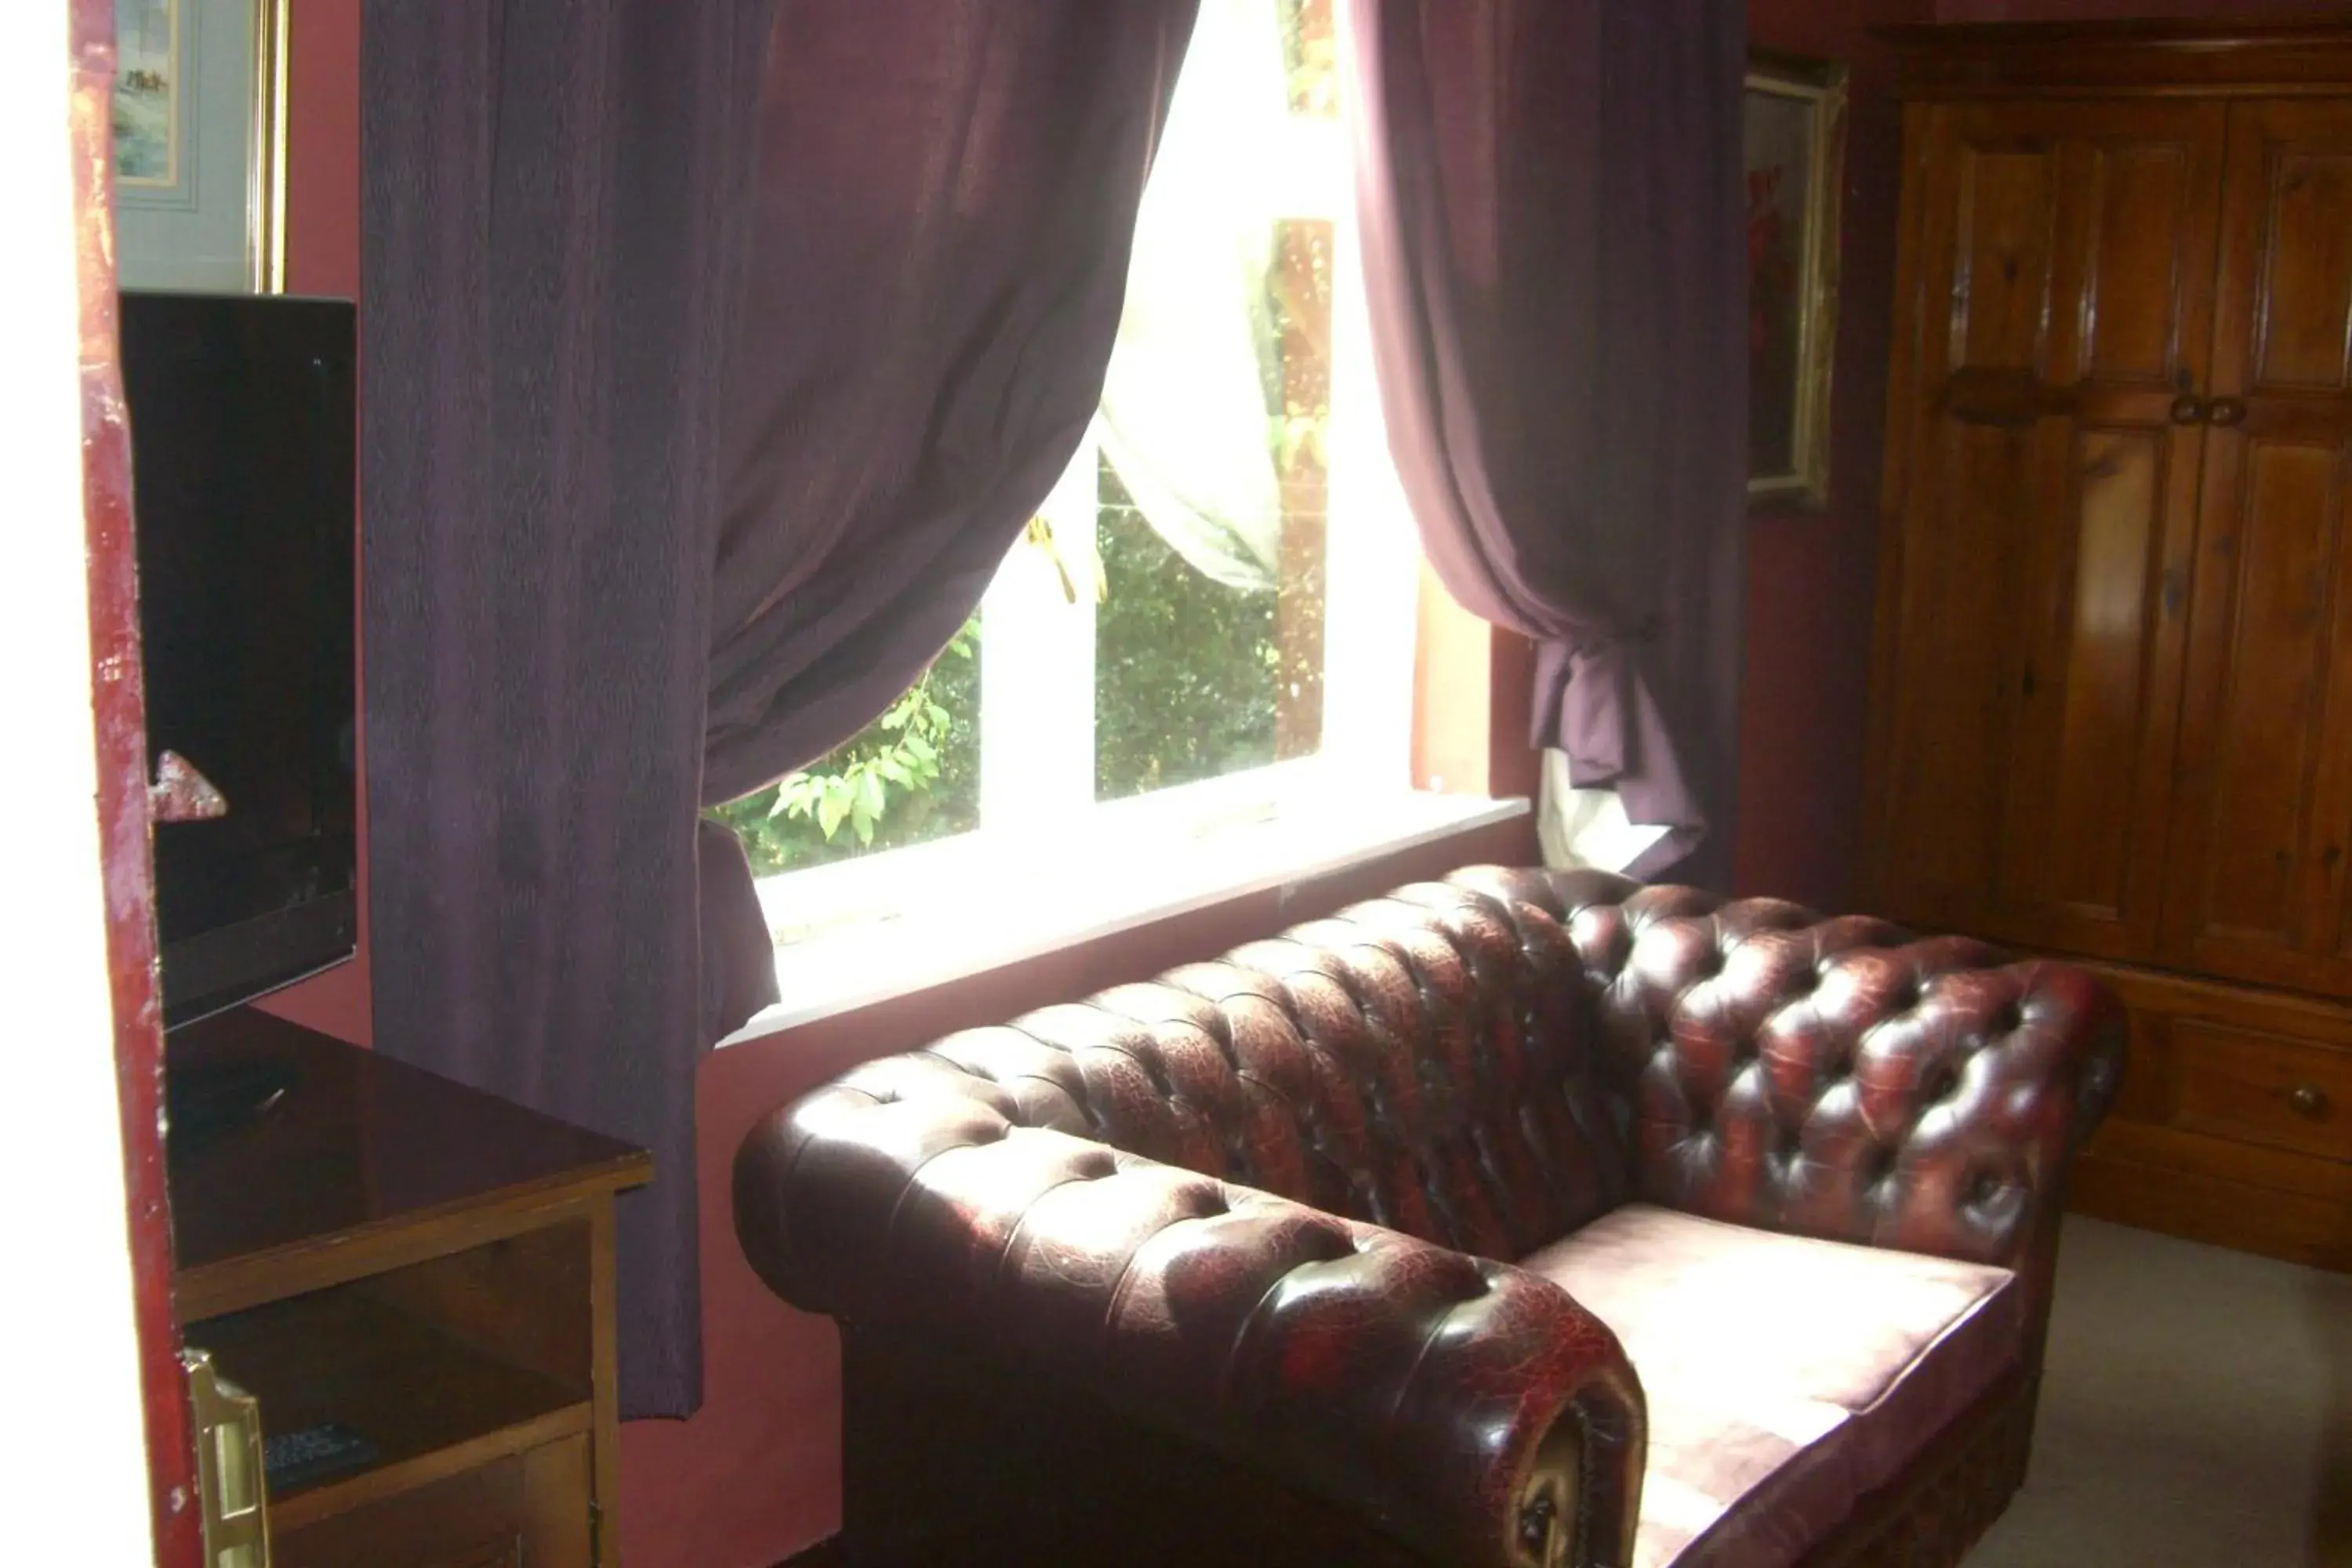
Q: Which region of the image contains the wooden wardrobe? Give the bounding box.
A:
[1864,21,2352,1271]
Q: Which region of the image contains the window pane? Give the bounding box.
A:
[1092,0,1340,802]
[707,615,982,873]
[1096,458,1277,798]
[1279,0,1338,118]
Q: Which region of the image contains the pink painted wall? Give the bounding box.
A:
[1736,0,1936,912]
[281,0,359,301]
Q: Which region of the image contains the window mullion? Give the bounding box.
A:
[1318,169,1418,790]
[977,430,1101,834]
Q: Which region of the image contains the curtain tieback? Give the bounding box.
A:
[1533,614,1658,781]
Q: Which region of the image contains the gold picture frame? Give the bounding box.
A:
[251,0,289,293]
[113,0,287,293]
[1745,50,1847,510]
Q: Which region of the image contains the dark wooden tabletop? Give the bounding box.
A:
[166,1008,650,1319]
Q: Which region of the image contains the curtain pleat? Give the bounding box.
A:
[365,0,1200,1417]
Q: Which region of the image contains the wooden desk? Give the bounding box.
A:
[167,1010,651,1567]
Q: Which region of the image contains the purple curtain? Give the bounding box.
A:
[362,0,767,1418]
[1344,0,1747,885]
[695,0,1202,1038]
[365,0,1197,1418]
[704,0,1200,806]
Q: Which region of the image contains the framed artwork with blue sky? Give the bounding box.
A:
[112,0,285,293]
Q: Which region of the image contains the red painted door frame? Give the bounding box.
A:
[71,0,202,1560]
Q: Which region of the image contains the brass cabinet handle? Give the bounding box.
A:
[2169,394,2207,425]
[2209,396,2249,427]
[2289,1084,2327,1119]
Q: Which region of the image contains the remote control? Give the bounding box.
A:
[261,1422,379,1492]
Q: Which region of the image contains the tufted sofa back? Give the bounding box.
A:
[873,877,1633,1260]
[1454,866,2122,1267]
[807,866,2120,1272]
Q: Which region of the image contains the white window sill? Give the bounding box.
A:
[716,789,1529,1046]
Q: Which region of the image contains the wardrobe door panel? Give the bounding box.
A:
[1866,107,2058,934]
[2013,422,2169,927]
[1867,100,2223,962]
[2084,140,2205,383]
[2249,142,2352,390]
[2165,100,2352,995]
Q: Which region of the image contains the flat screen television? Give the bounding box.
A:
[122,291,358,1029]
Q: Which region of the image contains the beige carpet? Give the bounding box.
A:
[1968,1217,2352,1568]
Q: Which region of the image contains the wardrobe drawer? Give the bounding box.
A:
[2083,963,2352,1163]
[2170,1024,2352,1161]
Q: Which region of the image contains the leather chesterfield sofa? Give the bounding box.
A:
[735,868,2124,1567]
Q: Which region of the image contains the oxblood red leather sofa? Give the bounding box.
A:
[734,868,2124,1567]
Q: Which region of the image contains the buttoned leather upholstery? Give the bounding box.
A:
[734,868,2123,1568]
[1447,868,2124,1267]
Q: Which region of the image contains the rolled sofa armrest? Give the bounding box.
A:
[735,1053,1648,1568]
[1442,867,2127,1270]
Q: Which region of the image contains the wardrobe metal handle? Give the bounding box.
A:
[2209,396,2249,427]
[2170,394,2208,425]
[2289,1084,2326,1119]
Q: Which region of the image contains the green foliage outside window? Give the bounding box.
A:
[705,619,982,876]
[1279,0,1338,118]
[1094,468,1279,799]
[705,474,1291,878]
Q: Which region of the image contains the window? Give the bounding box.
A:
[710,0,1419,911]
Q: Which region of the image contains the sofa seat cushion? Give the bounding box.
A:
[1519,1204,2023,1568]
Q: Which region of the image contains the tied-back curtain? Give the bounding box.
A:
[367,0,1200,1419]
[1344,0,1748,885]
[703,0,1202,808]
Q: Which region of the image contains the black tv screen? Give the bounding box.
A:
[122,292,358,1029]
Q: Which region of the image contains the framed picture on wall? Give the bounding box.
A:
[113,0,287,293]
[1745,50,1847,509]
